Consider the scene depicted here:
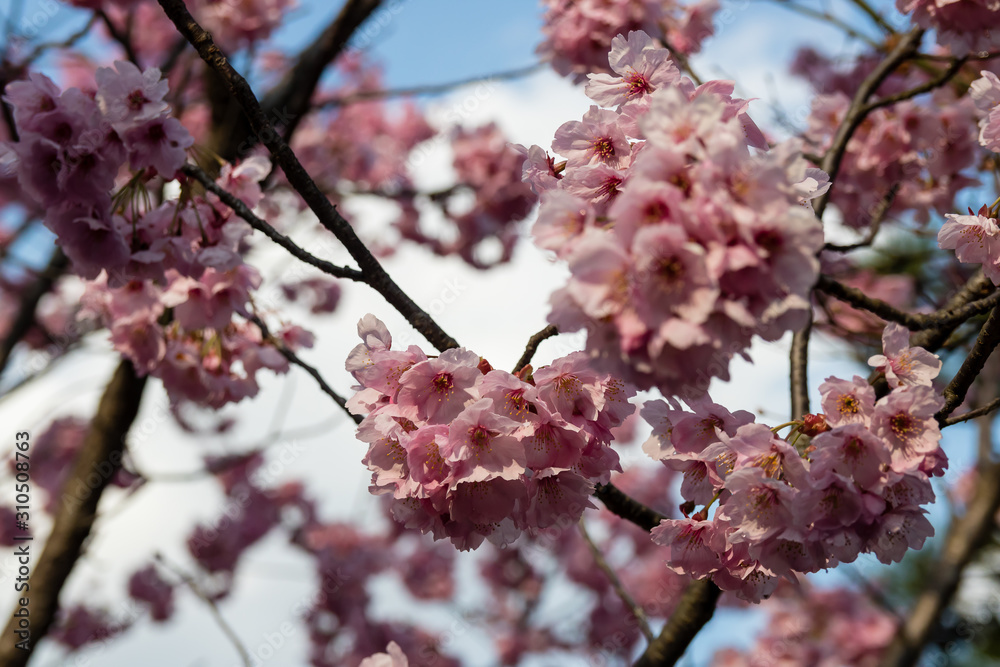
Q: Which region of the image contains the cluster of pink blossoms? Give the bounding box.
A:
[712,585,897,666]
[937,204,1000,285]
[520,31,827,395]
[644,322,944,602]
[970,69,1000,153]
[3,63,315,408]
[897,0,1000,54]
[804,86,977,228]
[2,62,193,279]
[74,154,315,408]
[538,0,718,82]
[346,315,635,550]
[395,123,536,268]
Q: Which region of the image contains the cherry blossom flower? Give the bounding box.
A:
[937,207,1000,284]
[867,322,942,389]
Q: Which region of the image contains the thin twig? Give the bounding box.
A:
[157,0,458,352]
[823,183,897,251]
[660,35,702,86]
[941,397,1000,427]
[96,9,139,65]
[815,275,1000,332]
[249,315,360,423]
[814,27,924,218]
[181,164,364,282]
[17,14,97,66]
[579,518,654,642]
[848,0,896,33]
[320,63,543,107]
[936,307,1000,421]
[155,556,252,667]
[862,56,968,115]
[513,324,558,373]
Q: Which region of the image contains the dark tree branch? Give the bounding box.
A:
[911,271,995,351]
[790,309,812,419]
[266,0,384,142]
[157,0,459,353]
[936,307,1000,421]
[181,163,364,282]
[96,10,139,65]
[815,275,1000,332]
[823,183,897,251]
[211,0,385,158]
[862,56,968,115]
[593,483,667,532]
[814,28,924,218]
[0,248,68,384]
[848,0,896,33]
[249,315,360,424]
[0,359,146,666]
[513,325,558,373]
[941,397,1000,427]
[632,579,722,667]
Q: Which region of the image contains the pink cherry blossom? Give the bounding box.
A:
[552,106,632,170]
[585,30,681,110]
[867,322,942,389]
[937,207,1000,283]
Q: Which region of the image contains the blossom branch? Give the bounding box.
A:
[632,579,722,667]
[578,518,654,642]
[848,0,896,34]
[878,458,1000,667]
[659,35,702,86]
[96,9,139,65]
[592,483,667,532]
[936,306,1000,421]
[823,183,897,251]
[320,63,543,107]
[157,0,459,353]
[181,163,364,282]
[0,359,147,666]
[261,0,384,142]
[814,27,924,218]
[862,56,968,115]
[513,324,558,373]
[911,271,995,350]
[249,314,360,424]
[815,275,1000,331]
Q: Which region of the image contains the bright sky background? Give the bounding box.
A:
[0,1,986,666]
